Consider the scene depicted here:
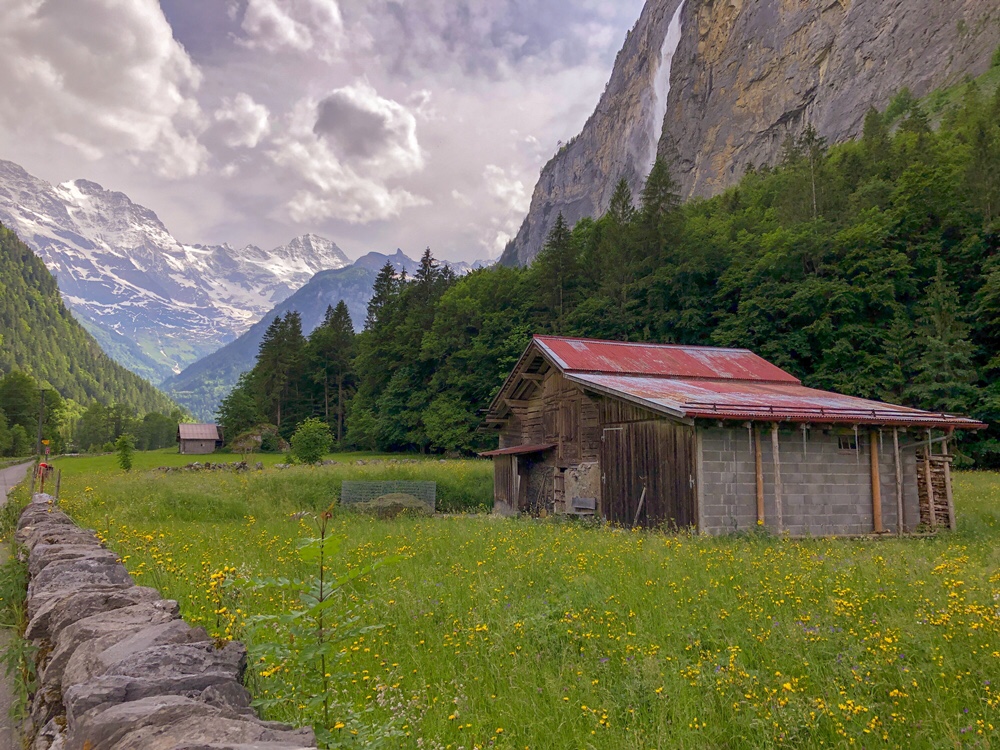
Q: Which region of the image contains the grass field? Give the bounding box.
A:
[30,450,1000,748]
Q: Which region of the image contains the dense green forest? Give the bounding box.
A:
[0,368,183,456]
[0,223,182,454]
[221,74,1000,464]
[0,223,176,412]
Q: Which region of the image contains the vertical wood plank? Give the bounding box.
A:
[771,423,784,532]
[893,428,904,537]
[870,430,884,533]
[942,434,956,532]
[924,430,936,530]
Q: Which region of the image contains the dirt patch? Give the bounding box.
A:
[350,493,433,519]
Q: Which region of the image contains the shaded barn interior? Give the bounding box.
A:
[482,337,984,536]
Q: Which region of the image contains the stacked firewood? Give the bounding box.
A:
[916,453,951,528]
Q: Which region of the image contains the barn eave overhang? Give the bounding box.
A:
[562,373,693,425]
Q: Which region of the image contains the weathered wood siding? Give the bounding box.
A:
[179,439,216,455]
[493,455,519,514]
[598,400,697,529]
[497,371,602,513]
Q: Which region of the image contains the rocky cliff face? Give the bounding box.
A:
[503,0,1000,266]
[502,0,686,267]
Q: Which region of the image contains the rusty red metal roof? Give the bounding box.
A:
[485,336,984,430]
[566,373,986,429]
[479,443,556,457]
[178,423,220,441]
[534,336,800,383]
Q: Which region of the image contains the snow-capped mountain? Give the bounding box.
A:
[0,160,349,379]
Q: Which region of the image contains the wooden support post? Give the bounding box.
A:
[771,423,784,532]
[892,428,904,537]
[924,429,936,530]
[55,468,62,501]
[632,486,647,529]
[754,427,765,526]
[870,430,884,533]
[942,433,956,532]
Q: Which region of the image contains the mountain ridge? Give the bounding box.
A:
[0,159,351,379]
[0,221,175,414]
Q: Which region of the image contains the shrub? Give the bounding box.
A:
[9,425,30,457]
[115,433,135,472]
[992,45,1000,68]
[290,418,333,464]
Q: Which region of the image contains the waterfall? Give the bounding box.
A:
[648,0,686,173]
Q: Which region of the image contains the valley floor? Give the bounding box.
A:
[39,450,1000,748]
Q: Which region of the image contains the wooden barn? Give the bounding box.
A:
[177,423,222,455]
[482,336,985,536]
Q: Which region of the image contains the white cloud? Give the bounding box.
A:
[479,164,533,256]
[240,0,343,58]
[214,93,271,149]
[269,90,427,224]
[484,164,530,214]
[0,0,207,178]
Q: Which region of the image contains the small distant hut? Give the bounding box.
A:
[177,423,222,455]
[482,336,985,536]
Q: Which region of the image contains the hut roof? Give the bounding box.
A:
[488,336,985,430]
[178,423,221,441]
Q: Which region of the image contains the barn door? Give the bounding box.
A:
[600,421,697,529]
[601,426,627,524]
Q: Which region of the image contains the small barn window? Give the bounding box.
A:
[838,435,858,451]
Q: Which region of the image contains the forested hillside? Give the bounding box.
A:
[220,74,1000,463]
[0,222,176,414]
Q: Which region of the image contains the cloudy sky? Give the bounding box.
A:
[0,0,645,262]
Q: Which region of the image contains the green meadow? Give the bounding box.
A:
[22,451,1000,748]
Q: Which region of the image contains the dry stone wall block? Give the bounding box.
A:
[17,491,318,750]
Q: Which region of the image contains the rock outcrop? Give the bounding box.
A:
[16,493,316,750]
[503,0,1000,266]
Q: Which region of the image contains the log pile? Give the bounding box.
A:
[916,453,952,529]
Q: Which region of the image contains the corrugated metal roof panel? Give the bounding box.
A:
[566,374,986,429]
[535,336,800,383]
[178,424,220,440]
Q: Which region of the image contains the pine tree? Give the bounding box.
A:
[364,262,399,331]
[799,125,828,219]
[253,312,306,432]
[639,157,681,264]
[533,213,577,333]
[907,263,979,413]
[308,301,355,442]
[966,120,1000,223]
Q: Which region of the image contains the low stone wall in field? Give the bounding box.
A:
[16,493,316,750]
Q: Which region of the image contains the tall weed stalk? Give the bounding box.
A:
[0,548,36,730]
[246,507,400,748]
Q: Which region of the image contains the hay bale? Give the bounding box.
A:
[351,493,433,519]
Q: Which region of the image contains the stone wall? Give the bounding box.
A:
[698,426,921,537]
[15,492,316,750]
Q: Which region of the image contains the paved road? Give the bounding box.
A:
[0,461,32,750]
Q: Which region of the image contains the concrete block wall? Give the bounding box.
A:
[698,426,921,536]
[16,493,316,750]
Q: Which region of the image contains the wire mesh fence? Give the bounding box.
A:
[340,480,436,514]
